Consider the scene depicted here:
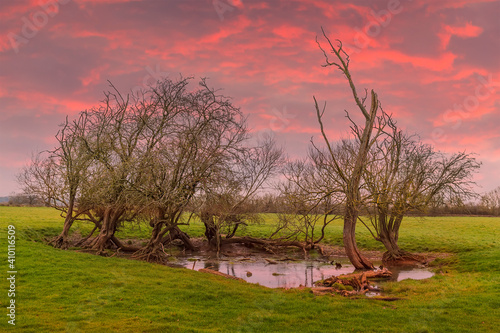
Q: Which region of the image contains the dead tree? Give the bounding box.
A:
[313,29,387,269]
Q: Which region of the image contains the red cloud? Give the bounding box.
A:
[439,22,484,50]
[272,25,307,40]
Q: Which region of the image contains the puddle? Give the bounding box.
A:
[389,267,435,282]
[168,255,434,288]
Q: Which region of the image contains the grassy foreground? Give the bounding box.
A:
[0,207,498,332]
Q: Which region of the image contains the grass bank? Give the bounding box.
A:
[0,207,498,332]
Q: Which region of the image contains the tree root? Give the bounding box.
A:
[85,235,116,255]
[132,243,169,263]
[382,251,427,266]
[314,268,392,297]
[50,235,69,249]
[110,236,141,252]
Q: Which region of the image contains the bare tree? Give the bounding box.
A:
[275,159,342,251]
[76,82,153,253]
[360,127,480,263]
[132,77,249,262]
[313,29,388,269]
[198,134,284,253]
[18,153,61,208]
[19,76,277,259]
[481,186,500,215]
[312,31,480,267]
[18,114,92,248]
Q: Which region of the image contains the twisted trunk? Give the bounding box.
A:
[344,203,374,269]
[133,225,195,263]
[89,207,121,253]
[167,226,195,251]
[51,198,75,249]
[380,215,424,264]
[380,231,402,258]
[134,210,196,262]
[201,212,219,248]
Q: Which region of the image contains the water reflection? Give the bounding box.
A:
[204,260,219,271]
[170,256,434,288]
[389,267,435,282]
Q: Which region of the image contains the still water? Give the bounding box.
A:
[168,256,434,288]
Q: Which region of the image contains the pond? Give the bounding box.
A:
[167,255,434,289]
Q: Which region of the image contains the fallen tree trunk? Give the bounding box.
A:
[331,268,392,281]
[314,268,392,297]
[311,287,336,296]
[110,236,141,252]
[220,236,307,256]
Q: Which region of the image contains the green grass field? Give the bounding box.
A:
[0,206,498,332]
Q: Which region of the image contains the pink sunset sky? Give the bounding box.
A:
[0,0,499,197]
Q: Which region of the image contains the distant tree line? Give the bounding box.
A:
[2,194,45,207]
[5,190,500,217]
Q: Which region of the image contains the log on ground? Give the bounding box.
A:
[314,268,393,296]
